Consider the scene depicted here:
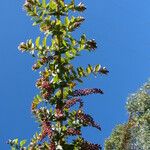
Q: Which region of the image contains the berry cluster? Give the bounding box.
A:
[49,142,56,150]
[81,140,101,150]
[40,121,53,141]
[36,78,52,100]
[41,91,51,100]
[55,108,64,119]
[73,88,103,97]
[24,0,36,10]
[99,67,109,75]
[85,40,97,50]
[76,3,86,12]
[64,98,83,109]
[66,128,81,136]
[36,78,50,90]
[76,112,101,131]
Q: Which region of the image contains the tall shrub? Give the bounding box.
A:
[8,0,108,149]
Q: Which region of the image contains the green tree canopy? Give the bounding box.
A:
[105,80,150,150]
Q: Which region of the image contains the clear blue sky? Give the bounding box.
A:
[1,0,150,149]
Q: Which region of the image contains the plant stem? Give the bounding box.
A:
[55,0,63,145]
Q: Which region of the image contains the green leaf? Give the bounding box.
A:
[49,0,57,10]
[66,51,71,58]
[95,64,101,72]
[28,39,32,46]
[20,140,26,147]
[33,7,37,14]
[60,0,65,7]
[40,22,47,32]
[42,0,46,8]
[62,40,67,47]
[77,67,85,77]
[71,48,77,55]
[35,36,40,47]
[86,67,91,74]
[65,17,69,26]
[63,88,70,98]
[33,18,42,26]
[32,95,42,110]
[81,34,86,43]
[37,95,42,101]
[79,35,86,50]
[71,39,76,46]
[43,36,47,47]
[86,64,93,74]
[13,139,18,144]
[53,75,59,83]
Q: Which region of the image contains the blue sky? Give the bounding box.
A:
[1,0,150,149]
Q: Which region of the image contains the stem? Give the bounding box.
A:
[55,0,63,145]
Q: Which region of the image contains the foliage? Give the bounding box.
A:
[105,81,150,150]
[8,0,108,149]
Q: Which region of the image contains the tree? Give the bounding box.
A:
[105,80,150,150]
[8,0,108,149]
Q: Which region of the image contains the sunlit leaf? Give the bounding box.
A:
[49,0,57,10]
[43,36,47,47]
[42,0,46,8]
[20,140,26,147]
[95,64,101,72]
[65,17,69,26]
[35,36,40,47]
